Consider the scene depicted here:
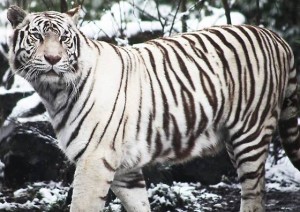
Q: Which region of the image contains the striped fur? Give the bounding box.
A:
[7,6,300,212]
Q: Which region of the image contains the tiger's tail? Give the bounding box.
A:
[278,53,300,170]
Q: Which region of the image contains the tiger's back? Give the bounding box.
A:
[7,6,299,212]
[120,25,291,166]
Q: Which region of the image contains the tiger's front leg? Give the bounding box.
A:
[70,150,119,212]
[111,169,151,212]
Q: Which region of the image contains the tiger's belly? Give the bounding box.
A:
[120,126,223,170]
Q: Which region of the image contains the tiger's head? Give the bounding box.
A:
[7,5,81,86]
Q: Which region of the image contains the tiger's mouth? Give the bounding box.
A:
[46,69,60,76]
[45,67,67,76]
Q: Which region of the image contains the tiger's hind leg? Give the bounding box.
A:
[111,169,151,212]
[230,125,275,212]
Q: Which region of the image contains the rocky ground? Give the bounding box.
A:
[0,177,300,212]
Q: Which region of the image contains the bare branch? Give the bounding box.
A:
[77,0,85,7]
[155,0,169,33]
[169,0,182,36]
[181,0,187,33]
[128,1,163,22]
[117,0,125,38]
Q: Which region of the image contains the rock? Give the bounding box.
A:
[0,121,73,188]
[0,159,4,190]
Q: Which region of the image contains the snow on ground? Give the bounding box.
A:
[0,153,299,212]
[104,154,300,212]
[0,182,69,211]
[266,153,300,192]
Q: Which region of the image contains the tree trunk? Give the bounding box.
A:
[222,0,231,24]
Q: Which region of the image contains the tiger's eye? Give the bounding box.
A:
[61,35,68,41]
[31,33,42,40]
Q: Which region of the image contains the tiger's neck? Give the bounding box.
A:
[30,76,77,119]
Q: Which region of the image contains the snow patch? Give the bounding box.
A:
[3,92,46,126]
[0,75,34,95]
[80,2,245,40]
[0,182,69,211]
[266,154,300,192]
[13,188,28,198]
[39,187,64,204]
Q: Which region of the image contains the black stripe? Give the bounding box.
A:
[97,45,125,145]
[198,67,218,116]
[239,163,264,183]
[111,49,130,151]
[146,113,153,148]
[152,132,162,160]
[208,28,242,128]
[223,27,257,119]
[195,104,208,136]
[74,122,99,161]
[164,42,196,90]
[136,48,156,117]
[237,148,267,168]
[79,31,91,47]
[55,69,91,132]
[149,41,178,105]
[150,41,190,106]
[12,29,19,53]
[189,33,208,53]
[76,33,81,58]
[171,115,182,157]
[170,113,195,159]
[53,86,74,117]
[145,47,170,138]
[252,30,273,126]
[99,196,107,201]
[102,158,116,172]
[181,88,196,135]
[70,77,95,124]
[66,101,95,147]
[90,40,101,55]
[234,26,258,116]
[136,82,143,139]
[234,133,271,160]
[122,117,128,140]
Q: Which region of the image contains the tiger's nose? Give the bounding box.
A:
[44,54,61,65]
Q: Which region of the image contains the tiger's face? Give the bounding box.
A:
[7,6,81,85]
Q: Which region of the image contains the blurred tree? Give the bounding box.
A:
[11,0,30,10]
[233,0,300,71]
[60,0,68,12]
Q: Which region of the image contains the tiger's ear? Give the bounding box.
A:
[7,5,27,29]
[66,6,81,24]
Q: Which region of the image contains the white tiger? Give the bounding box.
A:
[7,5,300,212]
